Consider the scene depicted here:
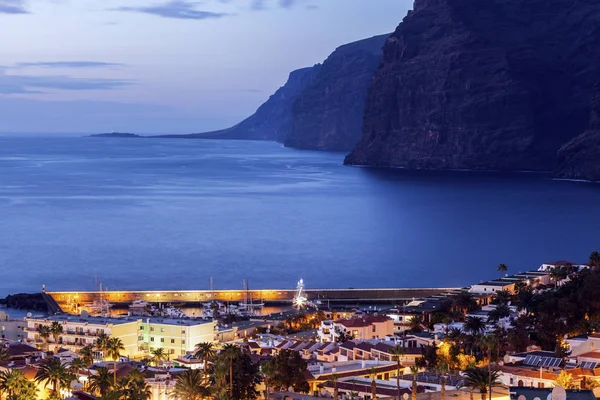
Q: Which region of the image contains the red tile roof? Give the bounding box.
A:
[577,351,600,359]
[355,342,375,352]
[337,316,391,328]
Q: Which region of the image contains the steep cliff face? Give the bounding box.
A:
[284,34,388,151]
[345,0,600,171]
[193,66,321,142]
[555,87,600,182]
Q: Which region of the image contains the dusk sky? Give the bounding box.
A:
[0,0,411,134]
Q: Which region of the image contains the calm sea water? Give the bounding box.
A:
[1,137,599,297]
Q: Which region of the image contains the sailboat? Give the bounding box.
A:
[238,279,264,314]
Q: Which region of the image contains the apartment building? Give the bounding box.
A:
[25,315,217,359]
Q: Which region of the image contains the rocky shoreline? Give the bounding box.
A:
[0,293,47,312]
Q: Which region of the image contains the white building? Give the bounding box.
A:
[25,315,217,359]
[0,311,26,342]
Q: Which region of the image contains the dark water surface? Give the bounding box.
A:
[1,137,599,297]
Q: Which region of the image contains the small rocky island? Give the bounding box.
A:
[88,132,142,138]
[0,293,47,311]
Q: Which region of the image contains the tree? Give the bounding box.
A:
[549,266,568,287]
[332,373,339,400]
[88,367,113,397]
[229,350,261,400]
[464,316,485,336]
[492,290,511,306]
[0,369,38,400]
[69,357,86,375]
[267,348,310,394]
[79,345,95,368]
[478,335,498,400]
[555,370,575,389]
[261,359,276,400]
[453,292,478,315]
[589,251,600,270]
[409,365,419,400]
[335,329,352,343]
[35,358,72,396]
[95,332,110,357]
[113,369,152,400]
[438,363,449,400]
[38,324,51,350]
[497,264,508,279]
[488,304,511,324]
[194,342,216,371]
[369,366,378,400]
[389,345,405,400]
[106,337,125,386]
[151,347,168,366]
[50,321,64,348]
[220,344,239,394]
[581,377,600,390]
[463,366,501,400]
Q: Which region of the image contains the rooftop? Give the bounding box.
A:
[29,314,214,327]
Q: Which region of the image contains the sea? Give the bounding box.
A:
[1,136,599,298]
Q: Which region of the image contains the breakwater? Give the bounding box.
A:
[46,287,458,313]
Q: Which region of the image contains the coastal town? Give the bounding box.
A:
[1,252,600,400]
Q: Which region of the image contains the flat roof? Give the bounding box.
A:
[30,315,214,327]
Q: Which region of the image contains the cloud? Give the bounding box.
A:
[250,0,267,11]
[0,72,134,95]
[15,61,125,69]
[0,0,28,14]
[278,0,297,8]
[113,0,231,20]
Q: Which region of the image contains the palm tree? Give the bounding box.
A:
[488,304,511,324]
[463,366,501,400]
[35,357,71,396]
[497,264,508,279]
[194,342,216,371]
[50,321,64,348]
[69,357,86,375]
[389,344,404,400]
[409,365,419,400]
[452,291,478,315]
[464,316,485,336]
[95,332,110,358]
[220,344,239,394]
[117,369,152,400]
[79,344,95,367]
[88,367,113,396]
[169,369,210,400]
[369,366,378,400]
[151,347,168,366]
[0,369,38,399]
[261,359,276,400]
[332,372,339,400]
[438,363,449,400]
[106,337,125,386]
[589,251,600,270]
[38,324,51,350]
[549,266,568,287]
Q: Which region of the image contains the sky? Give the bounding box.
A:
[0,0,412,134]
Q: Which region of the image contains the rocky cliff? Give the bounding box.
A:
[188,66,321,142]
[284,34,388,150]
[556,87,600,182]
[345,0,600,173]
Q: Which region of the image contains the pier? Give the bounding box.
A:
[46,287,458,313]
